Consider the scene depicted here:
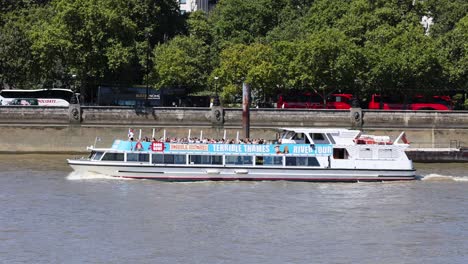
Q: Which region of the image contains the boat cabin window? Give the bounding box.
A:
[292,132,314,144]
[293,133,304,141]
[333,148,349,159]
[326,133,336,144]
[225,155,253,165]
[152,154,186,164]
[282,131,295,140]
[255,156,283,166]
[378,149,397,159]
[285,157,320,166]
[359,148,373,159]
[101,152,125,161]
[90,151,104,161]
[312,133,324,140]
[127,153,149,162]
[311,133,329,144]
[190,155,222,165]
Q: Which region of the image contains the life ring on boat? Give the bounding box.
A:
[353,111,360,121]
[71,108,80,120]
[214,109,221,122]
[354,138,374,144]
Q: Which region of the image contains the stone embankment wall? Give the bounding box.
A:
[1,105,467,153]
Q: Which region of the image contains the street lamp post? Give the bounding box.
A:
[70,74,79,104]
[143,2,151,108]
[145,31,151,107]
[71,74,77,91]
[213,76,220,106]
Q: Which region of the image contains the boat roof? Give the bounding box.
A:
[278,127,360,134]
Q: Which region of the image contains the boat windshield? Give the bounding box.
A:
[90,151,104,161]
[281,131,295,140]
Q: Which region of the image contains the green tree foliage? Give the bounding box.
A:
[422,0,468,37]
[364,23,443,96]
[153,36,210,92]
[0,7,52,88]
[303,0,351,32]
[187,11,212,44]
[273,29,362,95]
[437,15,468,90]
[127,0,183,78]
[1,0,467,106]
[335,0,420,45]
[29,0,138,94]
[19,0,184,101]
[209,0,288,46]
[152,11,214,93]
[265,0,315,42]
[1,0,51,15]
[213,43,279,102]
[0,11,34,88]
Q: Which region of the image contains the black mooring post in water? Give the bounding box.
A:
[242,82,250,139]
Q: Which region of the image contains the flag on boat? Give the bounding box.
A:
[128,128,134,140]
[401,133,410,144]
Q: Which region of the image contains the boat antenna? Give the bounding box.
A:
[93,137,101,148]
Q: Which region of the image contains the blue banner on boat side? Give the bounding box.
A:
[166,143,333,156]
[111,140,152,151]
[111,140,333,156]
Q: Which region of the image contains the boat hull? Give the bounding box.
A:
[68,160,416,182]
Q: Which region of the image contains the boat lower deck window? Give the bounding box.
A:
[101,152,125,161]
[225,156,253,165]
[285,157,320,166]
[127,153,149,162]
[190,155,222,165]
[152,154,186,164]
[255,156,283,166]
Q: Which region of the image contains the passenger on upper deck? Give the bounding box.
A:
[128,128,134,141]
[127,130,267,145]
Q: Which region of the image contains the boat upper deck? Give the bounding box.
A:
[101,140,334,157]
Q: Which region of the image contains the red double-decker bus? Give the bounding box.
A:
[277,92,353,109]
[326,93,354,109]
[368,94,453,111]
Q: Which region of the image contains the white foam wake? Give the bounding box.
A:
[421,173,468,182]
[66,170,129,180]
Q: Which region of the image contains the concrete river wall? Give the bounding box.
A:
[1,105,468,158]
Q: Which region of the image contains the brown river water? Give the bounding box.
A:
[0,154,467,264]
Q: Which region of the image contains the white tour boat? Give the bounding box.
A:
[67,128,416,182]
